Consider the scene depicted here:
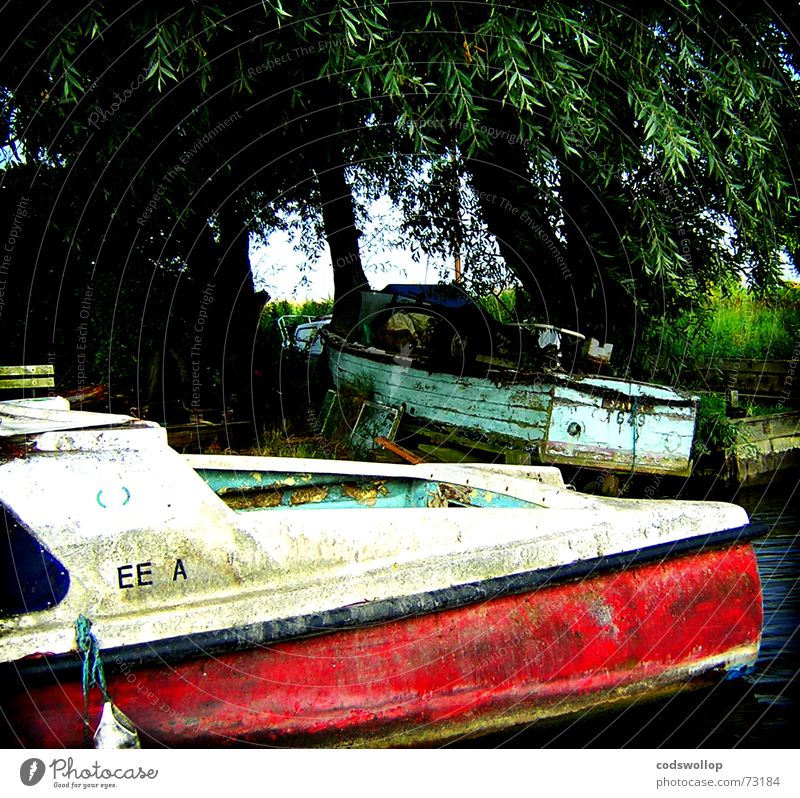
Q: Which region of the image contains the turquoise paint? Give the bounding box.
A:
[330,344,698,475]
[194,468,538,511]
[544,383,696,471]
[335,350,551,442]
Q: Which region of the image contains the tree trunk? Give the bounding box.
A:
[311,142,369,333]
[466,105,573,326]
[213,202,262,414]
[467,103,636,347]
[557,150,635,348]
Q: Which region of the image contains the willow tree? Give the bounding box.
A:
[0,2,370,402]
[2,0,798,387]
[324,1,799,346]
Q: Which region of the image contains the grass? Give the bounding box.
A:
[260,297,334,328]
[252,428,349,459]
[637,283,800,386]
[259,297,333,348]
[474,288,519,323]
[635,283,800,462]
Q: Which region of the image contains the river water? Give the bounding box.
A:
[457,481,800,748]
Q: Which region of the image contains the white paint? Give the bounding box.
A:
[0,400,749,664]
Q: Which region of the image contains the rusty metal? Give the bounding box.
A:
[288,485,330,506]
[374,436,425,464]
[341,480,388,506]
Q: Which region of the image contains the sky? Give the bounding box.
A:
[250,192,799,304]
[250,196,448,301]
[250,228,437,301]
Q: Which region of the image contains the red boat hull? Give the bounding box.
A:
[1,543,762,747]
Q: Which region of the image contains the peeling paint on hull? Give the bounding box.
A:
[327,336,698,475]
[1,543,761,748]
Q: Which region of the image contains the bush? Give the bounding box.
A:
[636,283,800,386]
[692,393,740,458]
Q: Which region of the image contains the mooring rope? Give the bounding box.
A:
[631,396,639,469]
[75,615,110,747]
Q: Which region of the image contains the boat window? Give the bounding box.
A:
[1,503,70,616]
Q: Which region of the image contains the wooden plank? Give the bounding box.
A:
[0,365,54,376]
[0,400,136,437]
[726,390,795,403]
[410,424,508,455]
[318,390,339,438]
[699,360,793,395]
[0,377,55,389]
[334,351,550,444]
[374,436,425,464]
[0,396,69,411]
[505,449,532,465]
[0,364,55,391]
[733,411,800,442]
[716,359,790,375]
[167,421,251,452]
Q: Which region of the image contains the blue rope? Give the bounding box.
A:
[75,615,110,747]
[631,396,639,469]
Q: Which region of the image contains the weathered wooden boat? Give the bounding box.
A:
[0,397,763,747]
[323,285,699,475]
[729,410,800,487]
